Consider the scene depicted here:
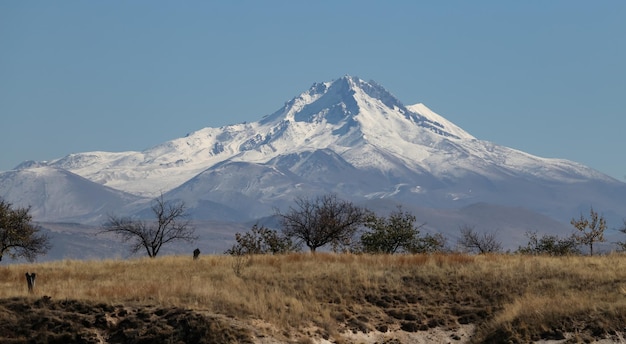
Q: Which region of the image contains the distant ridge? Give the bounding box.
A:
[1,75,625,259]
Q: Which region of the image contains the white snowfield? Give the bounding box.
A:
[37,76,612,198]
[3,75,625,257]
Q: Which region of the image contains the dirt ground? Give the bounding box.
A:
[0,296,479,344]
[2,296,624,344]
[0,297,253,344]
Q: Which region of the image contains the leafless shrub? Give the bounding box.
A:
[457,224,502,254]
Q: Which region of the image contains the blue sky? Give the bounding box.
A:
[1,1,625,180]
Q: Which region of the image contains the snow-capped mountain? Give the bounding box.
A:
[25,76,487,198]
[1,75,625,257]
[0,166,142,223]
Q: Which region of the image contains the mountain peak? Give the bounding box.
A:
[2,74,624,239]
[339,75,405,110]
[280,76,472,141]
[260,75,362,125]
[322,75,406,112]
[262,76,411,129]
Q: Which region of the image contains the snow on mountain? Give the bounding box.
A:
[0,166,143,223]
[3,75,625,232]
[36,75,615,197]
[35,76,475,196]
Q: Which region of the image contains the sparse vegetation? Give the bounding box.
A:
[278,194,367,253]
[0,199,51,262]
[360,206,445,254]
[614,219,626,252]
[225,223,298,256]
[457,225,503,254]
[516,230,580,256]
[1,198,623,343]
[2,253,626,343]
[225,223,299,277]
[571,207,607,256]
[100,194,197,258]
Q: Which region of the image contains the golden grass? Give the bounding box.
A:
[2,253,626,342]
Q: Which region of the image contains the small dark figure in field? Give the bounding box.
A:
[193,248,200,260]
[25,272,36,293]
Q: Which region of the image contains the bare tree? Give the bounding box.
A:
[0,199,51,262]
[101,194,197,258]
[278,194,367,253]
[571,207,606,256]
[457,225,502,254]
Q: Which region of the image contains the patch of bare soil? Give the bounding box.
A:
[0,297,254,344]
[334,324,475,344]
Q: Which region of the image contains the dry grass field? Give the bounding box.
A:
[1,253,626,343]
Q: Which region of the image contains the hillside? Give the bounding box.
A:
[2,254,626,343]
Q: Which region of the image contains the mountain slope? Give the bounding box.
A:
[0,166,143,223]
[36,76,615,193]
[2,75,625,231]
